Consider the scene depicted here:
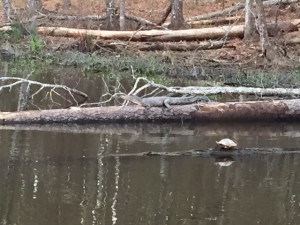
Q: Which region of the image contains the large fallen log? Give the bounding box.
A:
[36,24,245,41]
[1,99,300,125]
[35,19,300,41]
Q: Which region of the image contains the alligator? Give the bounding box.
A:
[120,94,210,108]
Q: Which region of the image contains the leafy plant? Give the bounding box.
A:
[28,34,44,52]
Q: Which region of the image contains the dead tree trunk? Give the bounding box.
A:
[27,0,42,13]
[244,0,256,40]
[1,0,11,23]
[170,0,184,29]
[254,0,270,56]
[104,0,118,30]
[63,0,71,9]
[157,1,172,25]
[119,0,125,30]
[1,99,300,124]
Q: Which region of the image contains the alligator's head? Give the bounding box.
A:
[119,94,144,106]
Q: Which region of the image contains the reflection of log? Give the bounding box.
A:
[36,19,300,41]
[1,122,300,137]
[1,99,300,124]
[138,40,225,51]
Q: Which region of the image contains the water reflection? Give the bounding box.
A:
[0,123,300,225]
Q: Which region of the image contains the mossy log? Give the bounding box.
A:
[1,99,300,125]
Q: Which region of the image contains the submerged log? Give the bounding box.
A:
[108,148,300,158]
[1,99,300,125]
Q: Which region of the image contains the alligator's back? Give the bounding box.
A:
[141,97,168,107]
[121,95,209,107]
[142,96,209,107]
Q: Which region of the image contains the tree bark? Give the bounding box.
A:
[63,0,71,9]
[157,1,172,25]
[1,99,300,125]
[244,0,256,40]
[254,0,270,56]
[27,0,42,13]
[104,0,118,30]
[1,0,11,23]
[170,0,184,30]
[119,0,125,30]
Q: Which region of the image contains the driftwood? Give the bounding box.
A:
[1,99,300,125]
[35,19,300,41]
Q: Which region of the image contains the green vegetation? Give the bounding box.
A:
[10,22,25,42]
[28,34,44,52]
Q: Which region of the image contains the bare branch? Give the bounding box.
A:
[0,77,88,109]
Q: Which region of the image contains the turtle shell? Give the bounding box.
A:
[216,138,237,149]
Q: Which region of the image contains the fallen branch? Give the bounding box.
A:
[186,2,245,22]
[187,16,243,27]
[44,13,106,21]
[124,14,164,29]
[138,40,225,51]
[0,77,88,109]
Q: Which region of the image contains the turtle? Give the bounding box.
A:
[216,138,237,150]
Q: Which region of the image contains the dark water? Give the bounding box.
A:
[1,122,300,225]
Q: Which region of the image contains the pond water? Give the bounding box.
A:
[1,122,300,225]
[1,63,300,225]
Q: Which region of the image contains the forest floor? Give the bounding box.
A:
[1,0,300,86]
[40,0,300,67]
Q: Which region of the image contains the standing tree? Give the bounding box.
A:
[63,0,71,9]
[254,0,270,57]
[170,0,184,30]
[244,0,283,62]
[104,0,118,30]
[27,0,42,14]
[1,0,11,23]
[119,0,125,30]
[244,0,256,40]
